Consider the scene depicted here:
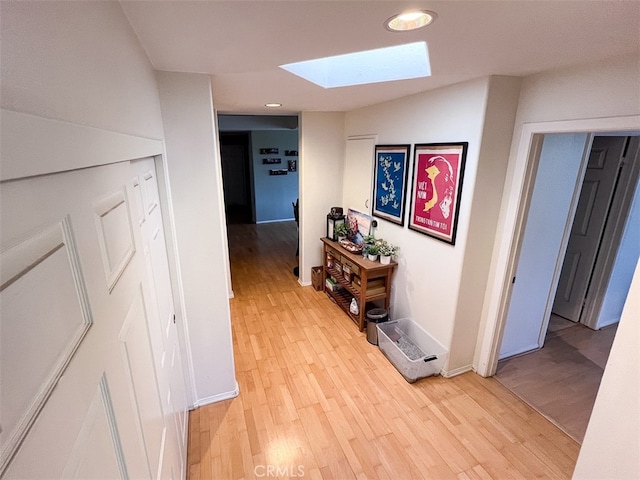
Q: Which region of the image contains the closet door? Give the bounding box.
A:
[343,135,377,214]
[131,158,189,479]
[1,159,186,479]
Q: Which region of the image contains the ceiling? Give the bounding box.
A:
[120,1,640,115]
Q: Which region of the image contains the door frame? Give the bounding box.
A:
[475,115,640,377]
[153,152,197,408]
[498,132,594,360]
[218,131,254,224]
[343,134,378,214]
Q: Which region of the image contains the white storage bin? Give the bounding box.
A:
[377,318,448,383]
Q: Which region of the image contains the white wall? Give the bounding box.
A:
[156,72,237,406]
[251,130,299,223]
[573,258,640,479]
[0,0,165,181]
[597,176,640,327]
[344,77,518,374]
[449,76,521,371]
[0,1,163,139]
[299,112,345,285]
[513,53,640,127]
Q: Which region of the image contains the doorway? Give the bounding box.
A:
[494,131,639,441]
[217,115,301,287]
[219,132,254,224]
[499,133,639,360]
[476,117,640,382]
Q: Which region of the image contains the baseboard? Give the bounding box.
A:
[498,343,540,361]
[256,218,295,224]
[596,317,620,329]
[442,364,473,378]
[191,382,239,409]
[298,279,312,287]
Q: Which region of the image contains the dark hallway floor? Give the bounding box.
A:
[495,315,618,442]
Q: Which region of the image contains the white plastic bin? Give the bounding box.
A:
[377,318,448,383]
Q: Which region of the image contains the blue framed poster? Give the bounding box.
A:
[372,144,411,226]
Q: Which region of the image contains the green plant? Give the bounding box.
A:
[362,234,376,245]
[334,223,350,237]
[366,243,380,256]
[378,240,399,257]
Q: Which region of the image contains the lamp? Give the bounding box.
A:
[326,214,346,241]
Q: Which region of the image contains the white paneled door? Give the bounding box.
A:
[130,158,189,479]
[0,158,187,478]
[552,136,627,323]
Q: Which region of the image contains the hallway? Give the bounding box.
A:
[186,222,580,479]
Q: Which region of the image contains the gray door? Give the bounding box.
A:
[552,136,627,322]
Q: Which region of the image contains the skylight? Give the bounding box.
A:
[279,42,431,89]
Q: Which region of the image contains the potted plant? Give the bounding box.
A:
[334,222,350,241]
[366,242,379,261]
[363,234,376,244]
[378,241,399,265]
[362,234,376,257]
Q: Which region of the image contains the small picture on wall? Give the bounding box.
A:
[288,160,297,172]
[346,209,373,245]
[285,150,298,156]
[263,158,282,164]
[260,148,279,154]
[269,169,288,176]
[408,142,468,245]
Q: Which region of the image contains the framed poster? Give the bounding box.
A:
[372,144,411,226]
[408,142,468,245]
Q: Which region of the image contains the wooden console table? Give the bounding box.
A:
[321,237,396,331]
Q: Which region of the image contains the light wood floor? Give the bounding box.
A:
[186,222,580,479]
[495,315,617,443]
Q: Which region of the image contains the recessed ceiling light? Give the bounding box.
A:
[265,103,282,108]
[385,10,437,32]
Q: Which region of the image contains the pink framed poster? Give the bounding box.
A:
[408,143,468,245]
